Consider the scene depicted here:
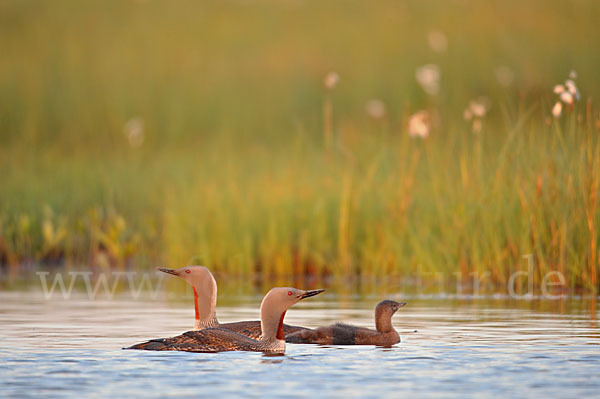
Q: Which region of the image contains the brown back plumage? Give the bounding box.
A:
[127,328,270,352]
[125,287,324,353]
[218,320,309,340]
[285,300,406,346]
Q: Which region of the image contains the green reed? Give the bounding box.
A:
[0,0,599,291]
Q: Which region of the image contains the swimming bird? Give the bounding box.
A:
[157,266,311,338]
[126,287,324,352]
[285,300,406,346]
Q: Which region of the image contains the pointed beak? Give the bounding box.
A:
[398,302,407,308]
[299,289,325,299]
[158,267,179,276]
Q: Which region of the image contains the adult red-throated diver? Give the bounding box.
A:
[126,287,324,352]
[157,266,310,338]
[285,300,406,346]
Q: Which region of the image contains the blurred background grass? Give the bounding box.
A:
[1,0,599,292]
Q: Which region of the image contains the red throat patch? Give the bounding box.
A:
[193,287,199,321]
[276,311,287,340]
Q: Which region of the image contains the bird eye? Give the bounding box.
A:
[288,291,293,296]
[185,269,191,274]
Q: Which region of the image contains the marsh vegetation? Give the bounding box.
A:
[1,0,599,293]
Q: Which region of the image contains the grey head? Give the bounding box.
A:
[260,287,325,341]
[158,265,218,329]
[374,300,406,333]
[158,265,217,293]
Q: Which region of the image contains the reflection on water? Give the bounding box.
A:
[0,292,598,398]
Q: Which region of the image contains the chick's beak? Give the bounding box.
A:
[158,267,179,276]
[299,289,325,299]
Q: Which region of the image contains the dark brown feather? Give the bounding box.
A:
[286,323,400,346]
[126,328,275,352]
[285,300,404,346]
[218,320,309,340]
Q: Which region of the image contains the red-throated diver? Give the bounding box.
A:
[285,300,406,346]
[126,287,324,352]
[157,266,310,338]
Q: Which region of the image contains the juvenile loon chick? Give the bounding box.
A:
[157,266,310,338]
[285,300,406,346]
[126,287,324,352]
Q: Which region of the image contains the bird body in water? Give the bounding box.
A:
[285,300,406,346]
[157,266,310,339]
[126,287,324,352]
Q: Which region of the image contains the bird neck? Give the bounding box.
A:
[192,286,218,330]
[276,311,287,340]
[260,310,287,342]
[375,310,394,333]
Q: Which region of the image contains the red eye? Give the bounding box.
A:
[185,269,191,274]
[288,291,293,296]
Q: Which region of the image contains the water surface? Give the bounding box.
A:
[0,292,598,398]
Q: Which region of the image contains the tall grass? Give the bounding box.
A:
[1,0,599,292]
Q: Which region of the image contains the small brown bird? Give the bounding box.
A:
[126,287,324,353]
[285,300,406,346]
[157,266,310,338]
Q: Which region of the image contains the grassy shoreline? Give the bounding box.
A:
[1,0,599,291]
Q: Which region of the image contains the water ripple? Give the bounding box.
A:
[0,293,598,398]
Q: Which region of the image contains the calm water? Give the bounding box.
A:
[0,291,598,398]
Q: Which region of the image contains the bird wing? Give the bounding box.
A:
[218,321,263,339]
[219,320,310,340]
[286,323,379,345]
[126,328,262,352]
